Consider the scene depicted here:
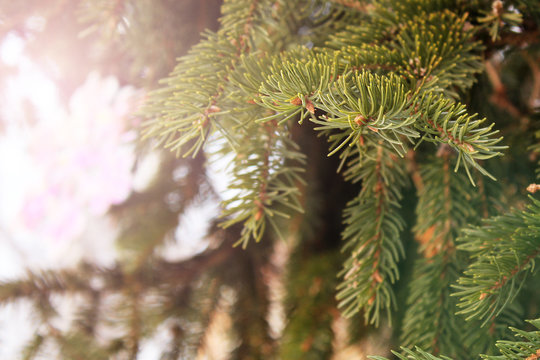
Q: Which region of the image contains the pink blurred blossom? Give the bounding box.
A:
[19,72,142,243]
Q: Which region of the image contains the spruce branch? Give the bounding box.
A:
[413,94,506,184]
[0,239,240,305]
[330,7,484,97]
[369,346,452,360]
[393,10,483,97]
[54,331,109,360]
[219,122,306,248]
[253,54,420,155]
[21,334,45,360]
[477,0,523,42]
[142,32,237,157]
[73,289,101,336]
[482,318,540,360]
[412,154,479,258]
[142,0,279,158]
[400,255,466,357]
[454,197,540,324]
[336,141,408,325]
[0,265,97,304]
[254,51,339,124]
[371,318,540,360]
[313,70,419,157]
[401,155,484,357]
[280,252,340,359]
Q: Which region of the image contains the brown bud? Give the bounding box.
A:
[527,183,540,193]
[492,0,503,16]
[367,125,378,133]
[354,115,367,126]
[301,336,314,352]
[290,96,302,106]
[372,270,383,283]
[463,143,475,152]
[207,105,221,114]
[305,99,315,114]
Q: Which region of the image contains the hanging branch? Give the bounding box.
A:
[453,197,540,325]
[482,318,540,360]
[369,346,452,360]
[279,252,341,359]
[220,120,306,247]
[336,140,408,325]
[400,153,483,357]
[143,0,273,157]
[371,318,540,360]
[21,334,45,360]
[413,94,505,184]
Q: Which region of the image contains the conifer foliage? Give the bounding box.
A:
[1,0,540,359]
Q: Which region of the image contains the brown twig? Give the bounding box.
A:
[485,58,524,119]
[522,51,540,111]
[328,0,370,12]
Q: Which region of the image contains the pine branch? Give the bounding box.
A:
[142,0,275,157]
[21,334,45,360]
[336,140,408,325]
[312,70,419,157]
[253,53,419,155]
[369,346,453,360]
[142,0,319,158]
[330,7,483,97]
[0,264,97,304]
[371,318,540,360]
[73,289,101,336]
[413,94,506,184]
[280,252,341,359]
[393,10,483,97]
[400,154,482,357]
[55,331,109,360]
[482,318,540,360]
[142,32,238,157]
[251,53,502,181]
[453,197,540,324]
[218,121,305,247]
